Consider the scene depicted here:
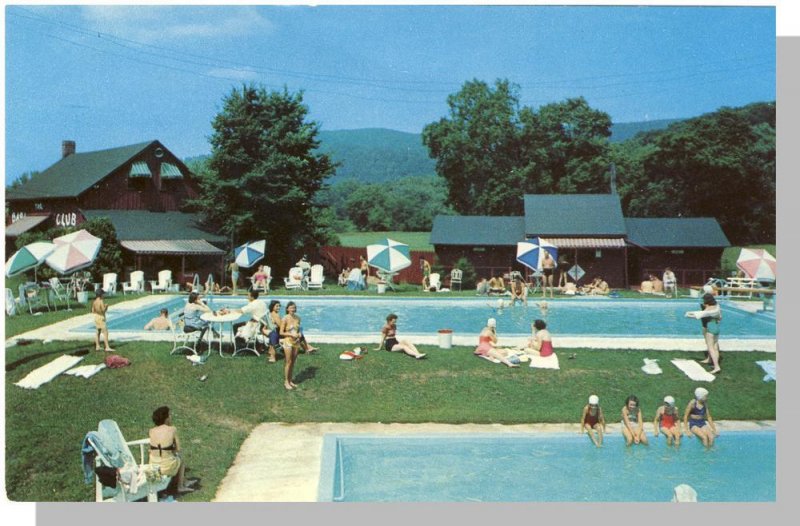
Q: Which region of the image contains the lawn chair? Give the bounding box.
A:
[150,270,172,293]
[83,419,171,502]
[5,288,18,316]
[428,273,442,292]
[450,268,463,291]
[122,271,145,295]
[23,283,50,314]
[307,264,325,290]
[284,267,306,291]
[102,273,118,296]
[48,277,69,308]
[171,316,203,356]
[346,268,365,291]
[233,315,267,357]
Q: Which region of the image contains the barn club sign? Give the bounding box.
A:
[55,212,78,227]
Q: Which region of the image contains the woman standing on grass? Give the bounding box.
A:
[279,302,303,390]
[580,395,606,447]
[621,395,648,446]
[685,293,722,374]
[683,387,718,448]
[376,313,426,359]
[91,289,113,352]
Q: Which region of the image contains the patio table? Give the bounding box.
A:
[201,311,245,357]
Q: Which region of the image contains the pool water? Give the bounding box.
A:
[73,296,775,338]
[318,431,775,502]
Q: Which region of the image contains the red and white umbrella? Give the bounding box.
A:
[736,248,776,282]
[45,230,102,274]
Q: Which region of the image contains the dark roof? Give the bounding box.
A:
[81,210,225,243]
[6,141,157,200]
[430,215,525,246]
[523,194,626,236]
[625,218,730,248]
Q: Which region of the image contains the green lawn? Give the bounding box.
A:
[337,231,434,251]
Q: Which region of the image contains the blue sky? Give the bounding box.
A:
[3,4,775,185]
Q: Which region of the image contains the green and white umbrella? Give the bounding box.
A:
[5,241,56,279]
[366,238,412,273]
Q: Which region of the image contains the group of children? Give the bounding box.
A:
[580,387,718,448]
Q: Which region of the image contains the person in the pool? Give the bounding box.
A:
[683,387,718,448]
[621,395,648,446]
[580,394,606,447]
[526,319,554,357]
[653,395,682,447]
[473,318,520,368]
[509,275,528,305]
[375,313,426,359]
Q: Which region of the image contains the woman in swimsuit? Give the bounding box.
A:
[621,394,649,446]
[527,319,555,357]
[580,394,606,447]
[375,313,426,359]
[653,395,682,447]
[473,318,519,368]
[683,387,718,448]
[279,301,310,390]
[149,406,195,494]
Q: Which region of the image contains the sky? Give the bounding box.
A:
[2,4,776,185]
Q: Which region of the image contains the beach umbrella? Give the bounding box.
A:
[5,241,56,279]
[366,238,412,273]
[234,240,266,269]
[736,248,776,282]
[45,231,102,274]
[516,238,558,271]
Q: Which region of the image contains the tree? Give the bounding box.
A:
[423,80,613,216]
[189,84,337,272]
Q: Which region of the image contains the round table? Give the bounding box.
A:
[200,311,244,357]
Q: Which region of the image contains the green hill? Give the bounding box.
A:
[609,119,681,142]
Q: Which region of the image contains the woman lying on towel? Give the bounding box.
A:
[474,318,520,368]
[527,319,555,357]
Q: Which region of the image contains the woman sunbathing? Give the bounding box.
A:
[474,318,520,367]
[527,319,554,357]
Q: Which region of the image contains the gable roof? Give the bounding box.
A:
[6,141,171,200]
[625,218,730,248]
[81,210,225,243]
[523,194,626,236]
[430,215,525,246]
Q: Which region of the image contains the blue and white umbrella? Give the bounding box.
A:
[516,238,558,271]
[234,240,266,269]
[366,238,412,273]
[5,241,56,279]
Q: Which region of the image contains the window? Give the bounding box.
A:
[595,250,602,258]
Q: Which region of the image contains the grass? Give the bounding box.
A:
[5,332,776,501]
[337,231,434,251]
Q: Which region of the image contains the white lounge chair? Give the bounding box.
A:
[122,271,145,295]
[84,419,171,502]
[171,316,202,356]
[249,265,272,293]
[5,288,18,316]
[284,267,305,291]
[150,270,172,293]
[450,268,463,291]
[102,273,118,296]
[48,277,69,307]
[428,273,442,292]
[307,264,325,290]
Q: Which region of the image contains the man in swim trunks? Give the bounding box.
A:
[541,251,556,298]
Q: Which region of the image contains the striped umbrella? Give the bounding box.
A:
[516,238,558,271]
[736,248,776,282]
[366,238,412,273]
[45,230,102,274]
[5,241,56,279]
[234,240,266,268]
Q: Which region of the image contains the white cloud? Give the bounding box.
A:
[80,6,274,43]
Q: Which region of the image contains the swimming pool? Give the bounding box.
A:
[72,296,775,339]
[318,431,775,502]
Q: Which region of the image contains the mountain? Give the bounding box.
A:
[609,119,682,143]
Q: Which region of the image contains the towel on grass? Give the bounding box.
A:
[755,360,776,382]
[529,353,560,370]
[671,359,715,382]
[64,363,107,379]
[642,358,663,375]
[14,354,84,389]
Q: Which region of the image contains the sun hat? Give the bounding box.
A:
[588,395,599,405]
[664,395,675,406]
[487,318,497,328]
[694,387,709,400]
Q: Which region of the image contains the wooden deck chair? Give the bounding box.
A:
[122,271,145,295]
[284,267,305,291]
[428,273,442,292]
[450,268,463,291]
[307,264,325,290]
[85,419,171,502]
[150,270,172,293]
[102,273,118,296]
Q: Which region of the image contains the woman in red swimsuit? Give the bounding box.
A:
[528,319,554,357]
[474,318,520,368]
[653,395,682,447]
[580,394,606,447]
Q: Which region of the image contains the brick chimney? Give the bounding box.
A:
[62,140,76,159]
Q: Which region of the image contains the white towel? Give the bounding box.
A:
[529,353,560,370]
[642,358,663,375]
[64,363,107,379]
[671,359,716,382]
[14,354,84,389]
[755,360,776,382]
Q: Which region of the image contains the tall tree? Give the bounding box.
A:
[190,85,337,272]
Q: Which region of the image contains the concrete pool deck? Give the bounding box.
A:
[7,294,776,352]
[212,420,777,502]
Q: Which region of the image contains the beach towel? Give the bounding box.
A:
[671,359,716,382]
[755,360,776,382]
[641,358,663,375]
[529,353,560,370]
[64,363,107,379]
[14,354,84,389]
